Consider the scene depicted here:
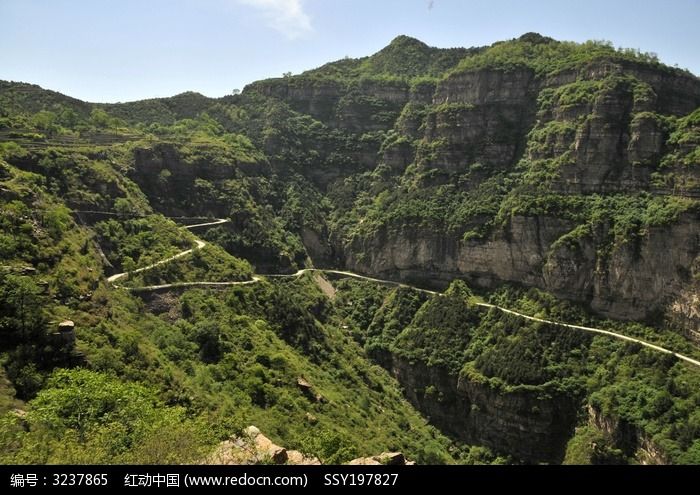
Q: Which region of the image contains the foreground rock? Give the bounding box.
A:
[205,426,412,465]
[348,452,413,466]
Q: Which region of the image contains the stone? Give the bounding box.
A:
[57,320,76,345]
[347,452,409,466]
[388,357,578,464]
[58,320,75,330]
[347,457,382,466]
[376,452,406,466]
[286,450,321,465]
[245,426,287,464]
[205,440,248,465]
[296,377,313,391]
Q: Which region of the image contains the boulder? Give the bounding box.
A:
[244,425,288,464]
[286,450,321,465]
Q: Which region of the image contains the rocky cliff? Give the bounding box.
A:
[122,36,700,326]
[311,50,700,323]
[345,210,700,321]
[388,357,577,463]
[587,405,668,464]
[130,143,255,217]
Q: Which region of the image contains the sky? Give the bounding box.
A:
[1,0,698,103]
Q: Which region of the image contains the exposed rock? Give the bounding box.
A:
[249,78,409,133]
[388,357,577,464]
[296,377,326,403]
[313,272,337,300]
[130,143,267,218]
[244,425,288,464]
[587,405,668,465]
[346,210,700,321]
[435,68,536,106]
[296,377,315,399]
[347,452,410,466]
[347,457,382,466]
[302,228,334,266]
[56,320,76,345]
[329,58,700,323]
[286,450,321,465]
[668,286,700,343]
[58,320,75,330]
[376,452,406,465]
[206,426,393,466]
[10,409,27,419]
[205,439,251,465]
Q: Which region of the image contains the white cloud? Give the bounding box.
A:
[237,0,312,39]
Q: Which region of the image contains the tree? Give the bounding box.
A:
[114,198,134,217]
[122,256,136,273]
[57,106,80,128]
[31,111,59,136]
[89,108,112,129]
[157,169,171,186]
[0,275,45,347]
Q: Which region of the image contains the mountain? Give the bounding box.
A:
[1,33,700,465]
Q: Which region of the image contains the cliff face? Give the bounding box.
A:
[250,78,409,134]
[130,144,240,217]
[346,211,700,320]
[587,405,668,465]
[389,357,577,463]
[327,58,700,322]
[130,44,700,325]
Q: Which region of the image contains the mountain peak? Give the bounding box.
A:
[516,32,555,45]
[360,35,469,78]
[386,35,430,50]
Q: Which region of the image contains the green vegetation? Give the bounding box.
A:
[347,280,700,463]
[123,244,253,288]
[94,216,195,272]
[563,425,627,464]
[1,32,699,465]
[450,34,672,77]
[1,369,211,464]
[302,35,476,81]
[662,108,700,168]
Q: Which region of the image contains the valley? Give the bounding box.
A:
[1,33,700,465]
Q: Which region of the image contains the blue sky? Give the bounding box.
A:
[1,0,698,102]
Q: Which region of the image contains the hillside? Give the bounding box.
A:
[1,33,700,464]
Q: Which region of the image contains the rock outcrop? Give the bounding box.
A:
[129,144,244,218]
[348,452,412,466]
[206,426,320,465]
[587,406,668,465]
[333,58,700,323]
[206,425,412,465]
[388,357,577,464]
[346,211,700,321]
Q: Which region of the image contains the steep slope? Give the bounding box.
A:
[1,33,700,465]
[0,152,456,463]
[286,35,700,325]
[337,279,700,464]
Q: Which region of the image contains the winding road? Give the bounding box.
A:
[106,218,229,285]
[105,217,700,369]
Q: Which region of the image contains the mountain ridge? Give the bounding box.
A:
[2,33,700,465]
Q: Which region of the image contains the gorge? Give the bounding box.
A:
[1,33,700,465]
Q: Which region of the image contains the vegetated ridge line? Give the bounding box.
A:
[105,217,700,368]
